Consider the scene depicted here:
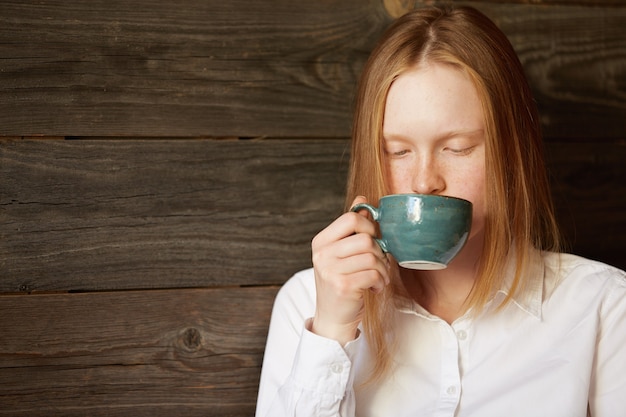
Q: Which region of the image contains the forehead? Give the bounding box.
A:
[382,63,484,139]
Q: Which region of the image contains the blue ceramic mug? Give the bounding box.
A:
[351,194,472,270]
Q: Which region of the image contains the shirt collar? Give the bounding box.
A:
[395,246,546,320]
[495,246,545,320]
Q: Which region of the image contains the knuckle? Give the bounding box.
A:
[361,253,379,269]
[367,267,383,282]
[334,277,355,297]
[367,236,381,252]
[354,232,374,248]
[311,250,321,266]
[345,211,362,229]
[312,246,331,269]
[311,232,323,250]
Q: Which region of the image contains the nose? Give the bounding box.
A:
[411,155,445,195]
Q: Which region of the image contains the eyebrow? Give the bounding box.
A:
[438,128,485,141]
[383,128,485,143]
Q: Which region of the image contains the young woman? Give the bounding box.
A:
[256,5,626,416]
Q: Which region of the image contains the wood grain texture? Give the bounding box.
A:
[1,0,624,138]
[464,1,626,139]
[547,141,626,267]
[1,2,623,416]
[481,0,625,5]
[0,138,349,292]
[0,0,383,137]
[2,138,624,294]
[0,286,278,416]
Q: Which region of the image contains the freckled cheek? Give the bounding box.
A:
[441,158,483,223]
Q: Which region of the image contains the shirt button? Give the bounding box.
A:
[457,330,468,341]
[446,386,457,396]
[330,363,343,374]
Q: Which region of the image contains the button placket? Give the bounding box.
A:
[453,321,471,376]
[437,323,462,415]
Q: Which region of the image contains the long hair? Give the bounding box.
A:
[347,5,561,382]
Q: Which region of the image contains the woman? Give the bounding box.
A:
[256,5,626,416]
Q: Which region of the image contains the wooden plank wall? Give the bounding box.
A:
[1,1,624,415]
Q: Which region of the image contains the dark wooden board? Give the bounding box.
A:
[0,0,383,138]
[466,1,626,140]
[0,0,624,138]
[473,0,626,5]
[1,138,624,294]
[547,141,626,267]
[0,139,349,292]
[0,286,279,416]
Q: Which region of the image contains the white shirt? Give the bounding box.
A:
[256,252,626,417]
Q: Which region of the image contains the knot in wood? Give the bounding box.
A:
[18,283,32,293]
[182,327,202,351]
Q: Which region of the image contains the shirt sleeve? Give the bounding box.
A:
[255,270,361,417]
[588,265,626,416]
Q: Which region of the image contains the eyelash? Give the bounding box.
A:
[384,146,476,158]
[445,146,476,156]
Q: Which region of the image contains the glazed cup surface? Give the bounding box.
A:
[351,194,472,270]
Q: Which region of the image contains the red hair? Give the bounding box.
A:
[347,5,561,383]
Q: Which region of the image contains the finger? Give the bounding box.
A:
[337,253,390,291]
[330,232,385,261]
[312,231,388,278]
[315,243,390,291]
[317,269,386,304]
[312,211,378,249]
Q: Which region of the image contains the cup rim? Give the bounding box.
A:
[379,193,471,205]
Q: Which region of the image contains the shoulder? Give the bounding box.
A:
[545,252,625,285]
[272,268,317,321]
[543,252,626,305]
[278,267,316,302]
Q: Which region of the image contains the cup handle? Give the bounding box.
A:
[350,203,388,254]
[350,202,379,220]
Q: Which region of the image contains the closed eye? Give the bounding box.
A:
[444,145,476,156]
[384,147,410,158]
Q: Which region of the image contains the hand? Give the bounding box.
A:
[310,196,390,345]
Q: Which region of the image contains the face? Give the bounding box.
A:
[382,62,486,241]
